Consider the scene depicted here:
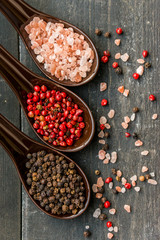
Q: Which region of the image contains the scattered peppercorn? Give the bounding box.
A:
[142,50,148,58]
[125,183,132,189]
[139,176,145,182]
[112,189,118,194]
[104,32,111,38]
[125,132,131,138]
[103,50,110,57]
[101,56,109,63]
[116,28,123,34]
[104,201,111,208]
[133,73,140,80]
[99,213,107,221]
[111,168,117,175]
[116,176,121,182]
[145,62,151,68]
[132,107,139,113]
[95,170,101,175]
[101,99,108,106]
[100,124,105,130]
[104,132,110,138]
[101,197,107,203]
[105,177,113,184]
[115,67,122,75]
[106,221,112,228]
[102,143,109,151]
[149,94,156,101]
[132,133,138,139]
[95,28,102,36]
[145,174,151,180]
[83,230,91,238]
[112,62,119,69]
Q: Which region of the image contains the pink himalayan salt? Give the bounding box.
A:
[107,233,114,239]
[98,150,106,160]
[148,179,157,185]
[137,59,145,64]
[114,39,121,46]
[124,116,130,124]
[142,166,149,173]
[109,208,116,215]
[124,204,131,213]
[99,139,105,145]
[99,116,107,124]
[103,158,110,164]
[97,177,104,187]
[117,170,122,177]
[115,53,121,59]
[108,109,115,119]
[100,82,107,91]
[25,17,94,82]
[136,65,144,76]
[121,53,129,62]
[152,114,158,120]
[105,123,111,129]
[98,130,104,138]
[123,89,130,97]
[121,122,128,129]
[135,140,143,147]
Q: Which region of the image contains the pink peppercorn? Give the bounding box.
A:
[142,50,148,58]
[149,94,156,101]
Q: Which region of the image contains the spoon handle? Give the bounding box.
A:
[0,114,30,162]
[0,0,40,33]
[0,45,34,96]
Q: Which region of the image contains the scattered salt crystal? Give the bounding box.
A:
[98,150,106,160]
[121,53,129,62]
[117,170,122,177]
[115,53,121,59]
[114,39,121,46]
[148,179,157,185]
[114,226,118,233]
[142,166,148,173]
[85,225,90,230]
[152,114,158,120]
[132,181,136,187]
[121,177,127,185]
[131,113,136,121]
[99,140,105,145]
[118,85,124,93]
[99,116,107,124]
[93,208,101,218]
[108,109,115,119]
[92,184,98,193]
[106,153,111,160]
[124,116,130,124]
[116,186,121,192]
[96,193,103,199]
[109,208,116,215]
[100,82,107,91]
[36,55,44,63]
[111,152,117,163]
[134,186,140,192]
[137,59,145,64]
[124,204,131,213]
[105,123,111,129]
[107,233,114,239]
[121,122,128,129]
[121,187,126,193]
[123,89,130,97]
[135,140,143,147]
[141,150,149,156]
[130,175,137,181]
[150,172,155,177]
[108,227,114,232]
[97,177,104,187]
[98,130,104,138]
[103,158,110,164]
[109,182,113,189]
[136,65,144,76]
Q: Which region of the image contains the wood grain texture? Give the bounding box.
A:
[0,12,21,240]
[0,0,160,239]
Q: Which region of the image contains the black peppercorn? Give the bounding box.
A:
[101,197,107,203]
[145,62,151,68]
[102,143,109,151]
[83,230,91,238]
[112,189,118,194]
[133,132,138,139]
[99,203,104,210]
[132,107,139,113]
[115,67,122,75]
[99,213,107,221]
[95,28,102,36]
[104,32,111,38]
[111,168,117,175]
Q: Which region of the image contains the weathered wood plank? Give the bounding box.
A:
[0,13,21,240]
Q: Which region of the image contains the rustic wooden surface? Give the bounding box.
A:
[0,0,160,239]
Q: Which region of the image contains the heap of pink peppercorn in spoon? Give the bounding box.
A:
[0,0,99,86]
[0,114,90,219]
[0,45,95,152]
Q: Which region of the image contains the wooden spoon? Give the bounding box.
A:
[0,113,91,219]
[0,45,95,152]
[0,0,99,87]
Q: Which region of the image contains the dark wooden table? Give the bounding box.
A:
[0,1,160,239]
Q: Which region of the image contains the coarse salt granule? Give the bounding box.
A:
[121,53,129,62]
[124,204,131,213]
[148,179,157,185]
[99,116,107,124]
[152,114,158,120]
[100,82,107,91]
[107,233,114,239]
[109,208,116,215]
[93,208,101,218]
[141,150,149,156]
[108,109,115,119]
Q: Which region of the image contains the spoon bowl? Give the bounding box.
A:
[0,0,99,87]
[0,45,95,152]
[0,114,91,219]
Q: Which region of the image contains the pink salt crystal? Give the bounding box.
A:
[115,53,121,59]
[99,116,107,124]
[134,186,140,192]
[109,208,116,215]
[105,123,111,129]
[121,53,129,62]
[98,150,106,160]
[131,113,136,121]
[108,109,115,119]
[100,82,107,91]
[107,233,114,239]
[152,114,158,120]
[114,39,121,46]
[137,59,145,64]
[121,187,126,193]
[96,193,103,199]
[105,153,111,160]
[99,140,105,145]
[135,140,143,147]
[132,181,136,187]
[111,152,117,163]
[123,89,129,97]
[36,55,44,63]
[117,170,122,177]
[98,130,104,138]
[121,122,128,129]
[142,166,149,173]
[130,175,137,181]
[116,186,121,192]
[136,66,144,76]
[121,177,127,185]
[93,208,101,218]
[148,179,157,185]
[114,226,118,233]
[103,158,110,164]
[141,150,149,156]
[124,204,131,213]
[92,184,98,193]
[97,177,104,187]
[124,116,130,124]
